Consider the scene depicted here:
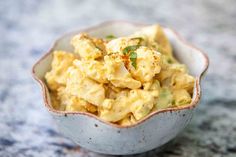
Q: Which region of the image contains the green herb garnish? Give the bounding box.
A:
[122,45,139,69]
[105,34,116,39]
[95,46,102,51]
[122,45,139,55]
[131,37,144,44]
[129,51,137,69]
[167,58,173,64]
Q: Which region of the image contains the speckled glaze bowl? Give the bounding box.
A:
[32,21,209,155]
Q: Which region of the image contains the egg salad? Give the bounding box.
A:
[45,25,195,126]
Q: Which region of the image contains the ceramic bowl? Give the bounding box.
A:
[32,21,209,155]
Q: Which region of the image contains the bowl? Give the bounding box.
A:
[32,21,209,155]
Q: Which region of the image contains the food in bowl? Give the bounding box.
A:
[45,24,195,126]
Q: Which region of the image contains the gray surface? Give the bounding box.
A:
[0,0,236,156]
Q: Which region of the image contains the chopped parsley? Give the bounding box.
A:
[129,51,137,69]
[105,34,116,39]
[167,58,173,64]
[122,45,139,55]
[122,45,139,69]
[131,37,144,44]
[95,46,102,51]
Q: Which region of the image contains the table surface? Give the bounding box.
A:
[0,0,236,156]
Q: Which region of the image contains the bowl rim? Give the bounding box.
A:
[32,20,209,129]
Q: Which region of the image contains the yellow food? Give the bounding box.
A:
[45,51,77,91]
[127,46,161,83]
[104,54,141,89]
[45,24,195,126]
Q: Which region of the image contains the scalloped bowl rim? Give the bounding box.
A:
[32,20,209,129]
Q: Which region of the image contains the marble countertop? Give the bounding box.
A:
[0,0,236,156]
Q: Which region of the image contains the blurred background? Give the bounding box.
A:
[0,0,236,156]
